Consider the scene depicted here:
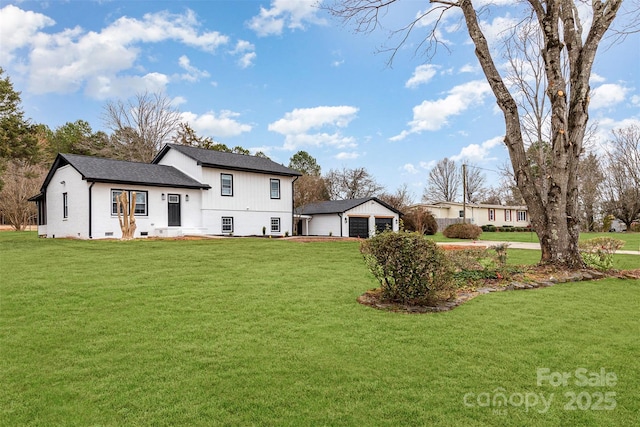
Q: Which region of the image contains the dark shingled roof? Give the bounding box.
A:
[297,197,402,215]
[39,153,210,192]
[154,143,302,177]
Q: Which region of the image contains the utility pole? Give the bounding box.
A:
[462,163,467,224]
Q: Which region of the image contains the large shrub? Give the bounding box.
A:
[360,231,454,304]
[402,208,438,235]
[443,223,482,239]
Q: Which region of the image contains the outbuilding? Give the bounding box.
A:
[296,197,402,237]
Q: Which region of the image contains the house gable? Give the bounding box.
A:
[153,144,301,177]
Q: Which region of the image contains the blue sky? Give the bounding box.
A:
[1,0,639,200]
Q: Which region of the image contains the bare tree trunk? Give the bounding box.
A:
[116,191,137,240]
[457,0,621,268]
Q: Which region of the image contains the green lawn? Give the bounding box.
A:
[1,232,639,426]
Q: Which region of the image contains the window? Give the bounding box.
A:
[111,190,148,216]
[133,192,147,215]
[458,210,464,218]
[221,174,233,196]
[270,217,280,233]
[505,209,512,222]
[222,217,233,233]
[517,210,527,222]
[270,179,281,199]
[38,198,47,225]
[488,208,495,221]
[63,193,68,219]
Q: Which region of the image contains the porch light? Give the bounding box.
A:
[344,217,348,224]
[161,193,165,201]
[185,194,189,202]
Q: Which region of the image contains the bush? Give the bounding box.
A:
[443,223,482,239]
[402,208,438,235]
[444,245,516,289]
[481,224,497,232]
[360,231,454,304]
[578,237,625,271]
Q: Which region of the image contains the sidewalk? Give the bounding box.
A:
[437,240,640,256]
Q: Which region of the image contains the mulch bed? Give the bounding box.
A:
[357,266,640,314]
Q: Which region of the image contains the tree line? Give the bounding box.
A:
[422,133,640,233]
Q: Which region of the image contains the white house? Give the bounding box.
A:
[296,197,402,237]
[31,144,301,239]
[414,201,531,228]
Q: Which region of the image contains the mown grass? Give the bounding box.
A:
[1,232,639,426]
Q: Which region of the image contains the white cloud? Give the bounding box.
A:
[590,73,606,84]
[248,0,326,37]
[238,52,257,69]
[1,6,229,97]
[269,106,358,134]
[84,72,170,99]
[335,151,360,160]
[181,110,252,138]
[280,132,357,151]
[390,80,492,140]
[591,117,640,155]
[230,40,256,68]
[178,55,210,82]
[451,136,503,162]
[479,15,518,45]
[590,83,628,110]
[268,105,359,151]
[402,163,419,174]
[460,63,477,73]
[0,5,55,63]
[405,64,438,89]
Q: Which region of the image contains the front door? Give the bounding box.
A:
[168,194,181,226]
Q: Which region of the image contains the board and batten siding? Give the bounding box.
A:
[44,165,89,239]
[155,149,203,182]
[306,214,342,236]
[305,200,400,237]
[199,167,294,235]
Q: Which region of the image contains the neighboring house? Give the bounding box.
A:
[414,201,531,228]
[296,197,402,237]
[31,144,301,239]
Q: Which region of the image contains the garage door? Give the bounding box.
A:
[349,217,369,238]
[375,218,393,234]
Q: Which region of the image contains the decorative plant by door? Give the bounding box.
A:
[116,191,137,240]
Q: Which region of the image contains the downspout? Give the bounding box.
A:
[88,182,95,239]
[291,176,298,235]
[338,213,343,237]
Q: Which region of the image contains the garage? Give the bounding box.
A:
[349,217,369,238]
[375,217,393,233]
[295,197,402,237]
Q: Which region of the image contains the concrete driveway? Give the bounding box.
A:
[438,240,640,256]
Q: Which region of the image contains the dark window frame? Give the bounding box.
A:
[63,192,68,219]
[111,189,148,216]
[222,217,234,233]
[270,178,281,199]
[270,217,281,233]
[221,173,233,197]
